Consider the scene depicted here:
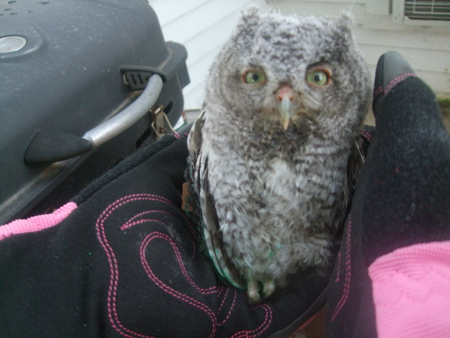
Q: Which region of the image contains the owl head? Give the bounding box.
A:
[205,9,371,138]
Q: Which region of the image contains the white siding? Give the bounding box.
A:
[149,0,268,109]
[268,0,450,98]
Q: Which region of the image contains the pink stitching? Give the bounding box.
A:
[217,284,224,298]
[141,232,218,338]
[374,73,417,100]
[97,193,269,337]
[230,304,273,338]
[121,210,166,230]
[219,288,237,326]
[141,230,248,333]
[360,129,373,143]
[110,193,198,244]
[143,223,217,294]
[96,199,155,338]
[217,287,229,313]
[120,210,198,258]
[331,215,352,321]
[385,73,417,93]
[96,194,187,337]
[374,86,384,97]
[98,195,175,223]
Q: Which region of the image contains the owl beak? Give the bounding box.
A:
[279,97,293,130]
[276,85,296,130]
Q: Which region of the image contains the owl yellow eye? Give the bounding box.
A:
[242,69,266,84]
[306,69,331,86]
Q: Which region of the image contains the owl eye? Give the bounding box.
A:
[306,69,331,86]
[242,69,267,84]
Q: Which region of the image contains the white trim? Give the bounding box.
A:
[366,0,391,15]
[392,0,450,26]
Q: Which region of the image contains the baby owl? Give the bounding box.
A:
[187,9,370,303]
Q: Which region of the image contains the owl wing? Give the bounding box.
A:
[187,108,245,290]
[333,135,366,241]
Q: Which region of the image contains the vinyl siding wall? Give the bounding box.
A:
[149,0,268,109]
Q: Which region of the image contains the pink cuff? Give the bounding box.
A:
[0,202,77,241]
[369,241,450,338]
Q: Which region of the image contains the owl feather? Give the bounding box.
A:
[187,9,370,303]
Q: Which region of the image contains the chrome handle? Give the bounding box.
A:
[82,74,163,147]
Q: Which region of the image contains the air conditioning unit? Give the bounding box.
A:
[392,0,450,24]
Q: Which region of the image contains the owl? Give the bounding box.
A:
[187,9,370,303]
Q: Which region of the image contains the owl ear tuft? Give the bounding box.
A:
[238,7,261,28]
[233,7,262,44]
[334,11,355,35]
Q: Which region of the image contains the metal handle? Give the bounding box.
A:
[83,74,163,147]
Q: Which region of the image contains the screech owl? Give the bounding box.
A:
[187,8,371,303]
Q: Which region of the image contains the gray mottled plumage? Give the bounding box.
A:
[187,9,370,302]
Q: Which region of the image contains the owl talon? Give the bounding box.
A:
[247,280,261,304]
[263,279,276,299]
[246,279,276,303]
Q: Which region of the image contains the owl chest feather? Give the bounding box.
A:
[206,134,348,281]
[209,129,347,229]
[253,138,346,222]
